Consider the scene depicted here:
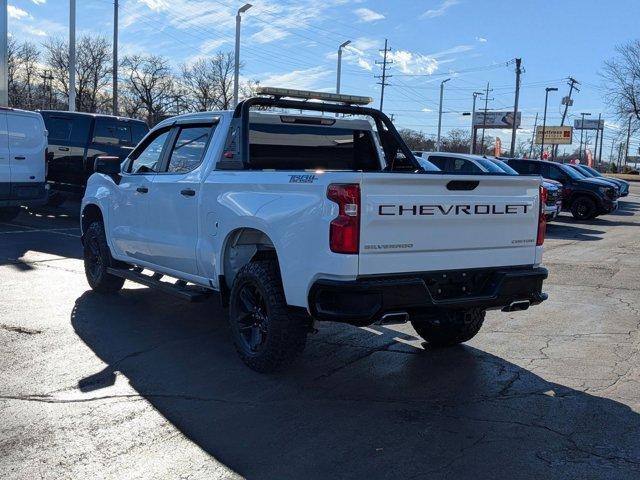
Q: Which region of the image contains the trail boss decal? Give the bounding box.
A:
[289,174,317,184]
[378,203,531,216]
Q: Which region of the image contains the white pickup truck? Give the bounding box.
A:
[81,88,548,372]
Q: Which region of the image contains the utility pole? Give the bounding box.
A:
[436,78,450,151]
[0,0,7,106]
[480,82,490,154]
[593,113,601,165]
[529,112,538,158]
[39,70,54,109]
[470,91,483,154]
[598,122,605,166]
[554,77,579,160]
[69,0,76,111]
[540,87,558,159]
[375,39,392,111]
[113,0,119,115]
[578,112,591,161]
[509,58,522,157]
[625,115,632,168]
[609,137,615,164]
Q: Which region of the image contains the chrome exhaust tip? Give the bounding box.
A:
[376,312,410,325]
[502,300,531,312]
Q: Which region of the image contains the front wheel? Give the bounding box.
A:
[411,309,485,347]
[229,260,309,373]
[83,221,125,294]
[570,196,597,220]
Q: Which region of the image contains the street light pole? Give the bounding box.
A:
[69,0,76,111]
[233,3,252,108]
[578,112,591,161]
[0,0,7,106]
[336,40,351,94]
[540,87,558,159]
[470,91,483,154]
[436,78,450,151]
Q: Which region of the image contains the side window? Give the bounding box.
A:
[46,117,73,141]
[547,165,566,182]
[427,155,448,170]
[92,119,132,146]
[8,115,42,150]
[453,158,481,173]
[166,126,212,174]
[131,122,149,145]
[128,129,171,174]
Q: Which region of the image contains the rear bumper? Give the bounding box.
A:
[0,182,49,208]
[309,266,548,326]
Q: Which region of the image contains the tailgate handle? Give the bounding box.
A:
[446,180,479,191]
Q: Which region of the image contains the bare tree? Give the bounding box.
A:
[121,54,174,125]
[181,52,235,111]
[8,39,42,109]
[442,129,472,153]
[602,40,640,127]
[398,128,435,151]
[42,35,113,112]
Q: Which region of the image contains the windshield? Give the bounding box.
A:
[489,160,519,175]
[560,164,585,180]
[475,158,514,174]
[582,165,602,176]
[574,165,595,177]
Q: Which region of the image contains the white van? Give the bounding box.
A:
[0,108,49,221]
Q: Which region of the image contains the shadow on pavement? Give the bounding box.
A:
[545,222,605,241]
[0,201,82,268]
[72,289,640,480]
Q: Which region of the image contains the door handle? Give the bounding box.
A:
[136,186,148,193]
[14,156,26,160]
[58,147,69,151]
[180,188,196,197]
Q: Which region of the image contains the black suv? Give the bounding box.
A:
[505,159,619,220]
[40,111,148,203]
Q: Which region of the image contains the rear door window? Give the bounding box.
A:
[166,126,212,174]
[92,118,133,146]
[43,115,90,145]
[46,117,73,142]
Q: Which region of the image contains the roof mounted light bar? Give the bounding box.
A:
[255,86,372,105]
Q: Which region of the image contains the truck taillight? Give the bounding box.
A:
[537,185,547,246]
[327,183,360,254]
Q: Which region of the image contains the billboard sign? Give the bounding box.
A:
[473,111,521,128]
[535,126,573,145]
[574,119,604,130]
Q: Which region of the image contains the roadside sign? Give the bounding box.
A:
[535,126,573,144]
[494,136,501,156]
[574,119,604,130]
[473,111,521,128]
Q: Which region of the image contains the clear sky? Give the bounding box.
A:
[7,0,640,156]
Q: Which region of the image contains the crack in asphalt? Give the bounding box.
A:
[0,323,43,335]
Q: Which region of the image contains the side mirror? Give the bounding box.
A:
[94,156,121,175]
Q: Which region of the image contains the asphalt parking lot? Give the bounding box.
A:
[1,187,639,480]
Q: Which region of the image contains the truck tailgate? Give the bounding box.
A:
[359,173,541,275]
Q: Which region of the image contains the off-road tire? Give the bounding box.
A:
[229,260,309,373]
[411,309,485,347]
[83,221,125,294]
[570,196,597,220]
[0,207,20,222]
